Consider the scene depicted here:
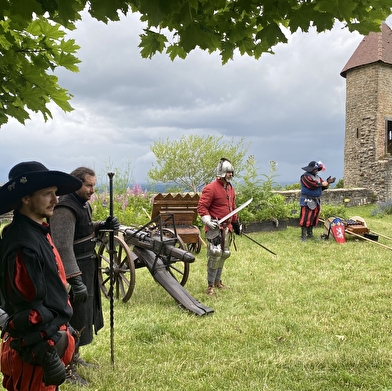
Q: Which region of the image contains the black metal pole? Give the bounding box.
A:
[242,232,277,255]
[108,172,115,366]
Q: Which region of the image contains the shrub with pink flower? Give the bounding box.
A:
[90,184,152,226]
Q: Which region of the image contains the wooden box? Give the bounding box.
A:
[345,225,369,234]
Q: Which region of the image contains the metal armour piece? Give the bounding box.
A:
[216,158,234,178]
[206,228,220,239]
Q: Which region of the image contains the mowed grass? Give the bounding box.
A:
[45,206,392,390]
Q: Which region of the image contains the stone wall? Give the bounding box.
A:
[344,63,392,201]
[275,188,376,207]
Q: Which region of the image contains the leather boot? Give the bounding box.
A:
[307,227,313,238]
[214,280,228,289]
[206,285,215,296]
[73,346,98,368]
[301,227,307,242]
[65,360,88,386]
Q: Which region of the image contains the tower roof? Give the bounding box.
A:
[340,22,392,78]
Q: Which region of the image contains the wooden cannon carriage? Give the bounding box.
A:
[96,214,213,316]
[151,193,203,253]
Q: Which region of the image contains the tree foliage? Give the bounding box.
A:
[0,16,80,126]
[147,134,250,193]
[134,0,392,63]
[1,0,391,126]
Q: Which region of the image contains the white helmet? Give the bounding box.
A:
[216,158,234,179]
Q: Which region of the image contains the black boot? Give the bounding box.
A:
[65,345,89,386]
[307,227,313,238]
[73,346,98,368]
[65,361,88,386]
[301,227,307,242]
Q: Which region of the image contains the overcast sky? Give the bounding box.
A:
[1,12,392,188]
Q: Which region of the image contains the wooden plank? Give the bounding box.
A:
[159,211,195,226]
[151,193,200,223]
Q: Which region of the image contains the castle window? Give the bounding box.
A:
[387,120,392,155]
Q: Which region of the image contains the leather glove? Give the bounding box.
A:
[232,221,242,235]
[201,215,219,230]
[98,216,120,231]
[41,347,66,386]
[326,176,336,184]
[67,275,88,303]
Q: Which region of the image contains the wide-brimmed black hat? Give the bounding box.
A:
[0,161,82,215]
[301,161,325,173]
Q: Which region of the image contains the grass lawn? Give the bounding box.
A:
[9,205,392,390]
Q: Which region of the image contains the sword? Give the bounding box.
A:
[217,198,253,224]
[206,198,253,239]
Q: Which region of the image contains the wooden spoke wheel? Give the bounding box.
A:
[186,236,202,254]
[161,228,190,286]
[97,235,136,303]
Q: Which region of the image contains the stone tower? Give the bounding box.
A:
[340,23,392,201]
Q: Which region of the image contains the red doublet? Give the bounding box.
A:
[197,178,238,232]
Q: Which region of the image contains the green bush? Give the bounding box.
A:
[319,203,348,220]
[236,159,302,223]
[334,178,344,189]
[283,182,301,190]
[236,159,286,223]
[90,185,152,227]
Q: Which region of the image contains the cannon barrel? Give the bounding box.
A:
[122,227,195,263]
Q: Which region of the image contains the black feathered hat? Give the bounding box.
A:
[301,161,325,173]
[0,161,82,215]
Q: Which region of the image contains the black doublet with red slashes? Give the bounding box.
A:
[0,212,72,351]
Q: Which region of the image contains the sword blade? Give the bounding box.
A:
[217,198,253,224]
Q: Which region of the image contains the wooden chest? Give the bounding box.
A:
[345,225,369,234]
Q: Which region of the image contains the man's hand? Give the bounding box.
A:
[201,215,219,230]
[232,221,242,235]
[41,347,66,386]
[98,216,120,231]
[326,176,336,184]
[67,275,88,303]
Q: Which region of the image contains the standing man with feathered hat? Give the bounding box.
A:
[299,160,335,241]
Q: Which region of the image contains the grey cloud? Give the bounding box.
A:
[2,12,388,186]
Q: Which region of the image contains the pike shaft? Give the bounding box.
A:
[242,232,277,255]
[108,172,115,366]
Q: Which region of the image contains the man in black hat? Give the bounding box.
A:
[0,161,82,390]
[299,161,335,241]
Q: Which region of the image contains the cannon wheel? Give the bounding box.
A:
[161,228,190,286]
[97,234,136,303]
[187,236,202,254]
